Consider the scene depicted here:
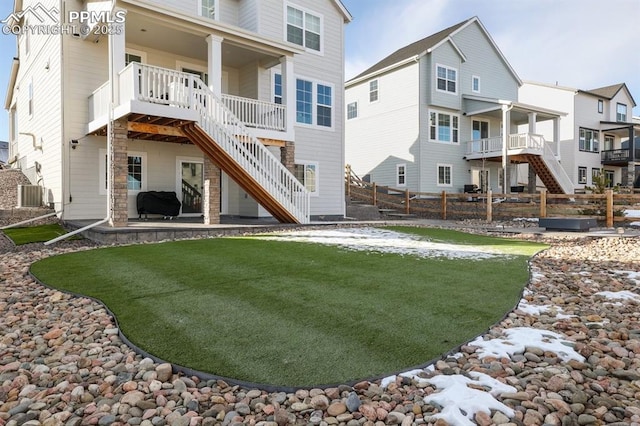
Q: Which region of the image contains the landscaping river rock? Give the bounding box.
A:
[1,229,640,425]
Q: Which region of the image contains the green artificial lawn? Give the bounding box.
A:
[3,224,82,245]
[30,228,547,387]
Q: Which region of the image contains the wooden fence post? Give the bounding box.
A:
[606,189,614,228]
[372,182,377,206]
[441,191,447,220]
[486,189,492,223]
[405,189,410,214]
[540,189,547,218]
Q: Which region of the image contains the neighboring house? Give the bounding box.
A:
[519,81,639,191]
[0,141,8,164]
[4,0,351,225]
[345,17,571,196]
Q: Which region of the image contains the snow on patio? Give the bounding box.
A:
[254,227,508,260]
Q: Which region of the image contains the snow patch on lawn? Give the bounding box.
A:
[255,228,507,260]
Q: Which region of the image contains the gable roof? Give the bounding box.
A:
[332,0,353,23]
[347,16,520,86]
[348,19,470,83]
[580,83,637,107]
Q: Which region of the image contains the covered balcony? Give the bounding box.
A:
[599,121,640,167]
[86,2,301,143]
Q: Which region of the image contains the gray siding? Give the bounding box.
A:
[238,0,259,31]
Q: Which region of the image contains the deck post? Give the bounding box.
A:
[108,117,129,227]
[441,191,446,220]
[540,189,547,218]
[606,189,614,228]
[486,189,492,223]
[372,183,377,206]
[203,157,221,225]
[405,189,410,214]
[280,141,295,174]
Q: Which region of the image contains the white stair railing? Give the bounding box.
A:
[128,63,310,224]
[541,140,573,194]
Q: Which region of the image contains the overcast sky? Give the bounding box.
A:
[0,0,638,141]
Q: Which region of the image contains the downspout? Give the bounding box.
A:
[44,1,119,245]
[19,132,43,151]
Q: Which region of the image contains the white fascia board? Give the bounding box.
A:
[4,58,19,111]
[427,36,467,62]
[345,55,420,88]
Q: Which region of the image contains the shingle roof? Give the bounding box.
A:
[583,83,626,100]
[348,18,472,82]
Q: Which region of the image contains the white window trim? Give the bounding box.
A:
[271,68,283,104]
[429,109,460,144]
[396,163,406,187]
[125,48,147,64]
[284,2,324,55]
[472,75,481,93]
[437,164,453,187]
[295,160,319,196]
[617,103,627,122]
[198,0,218,20]
[435,63,458,95]
[294,75,335,131]
[578,166,587,185]
[597,99,604,114]
[369,79,379,103]
[99,149,147,195]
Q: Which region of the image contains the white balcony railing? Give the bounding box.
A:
[465,133,545,156]
[88,64,288,133]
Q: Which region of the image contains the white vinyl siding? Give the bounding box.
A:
[28,79,34,117]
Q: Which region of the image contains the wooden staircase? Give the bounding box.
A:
[181,123,302,223]
[524,154,565,194]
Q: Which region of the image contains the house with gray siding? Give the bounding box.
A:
[345,17,571,196]
[519,81,639,191]
[4,0,351,225]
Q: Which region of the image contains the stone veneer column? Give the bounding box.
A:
[280,141,295,174]
[108,117,129,227]
[203,157,221,225]
[528,167,537,194]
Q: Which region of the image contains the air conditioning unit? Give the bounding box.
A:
[17,185,43,208]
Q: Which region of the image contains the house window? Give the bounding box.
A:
[578,167,587,184]
[28,79,33,117]
[295,78,333,128]
[436,64,457,94]
[617,103,627,122]
[99,150,147,194]
[472,76,481,93]
[437,164,452,186]
[397,164,406,186]
[128,156,143,191]
[598,99,603,114]
[316,84,332,127]
[604,134,614,151]
[472,120,489,140]
[579,128,599,153]
[286,5,321,52]
[274,73,282,104]
[347,102,358,120]
[592,168,601,184]
[199,0,216,19]
[430,111,459,143]
[369,80,378,102]
[181,67,209,85]
[125,49,146,66]
[296,79,313,124]
[294,162,318,194]
[604,170,615,188]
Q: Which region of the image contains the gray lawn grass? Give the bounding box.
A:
[30,227,547,387]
